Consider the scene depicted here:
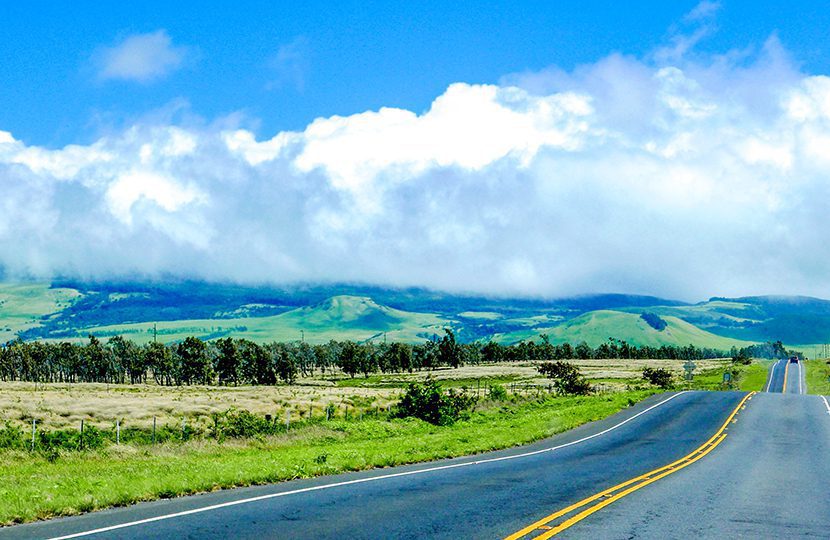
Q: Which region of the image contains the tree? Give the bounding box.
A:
[574,342,593,360]
[240,340,275,385]
[273,345,297,384]
[109,336,145,384]
[642,367,673,389]
[438,328,462,368]
[537,361,592,395]
[481,341,504,363]
[176,337,213,385]
[215,337,241,385]
[338,341,364,378]
[145,342,175,385]
[394,377,477,425]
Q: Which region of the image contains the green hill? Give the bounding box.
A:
[494,310,752,349]
[58,295,450,344]
[5,280,830,348]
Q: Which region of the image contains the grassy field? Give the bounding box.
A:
[0,381,399,431]
[0,283,81,343]
[804,359,830,394]
[0,359,732,433]
[0,389,656,524]
[64,295,450,344]
[737,361,771,391]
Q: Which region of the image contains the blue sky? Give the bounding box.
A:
[2,1,830,299]
[2,1,829,147]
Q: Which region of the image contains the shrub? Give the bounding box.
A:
[394,377,477,425]
[216,409,277,439]
[642,367,674,389]
[488,383,508,401]
[537,361,592,395]
[0,423,26,450]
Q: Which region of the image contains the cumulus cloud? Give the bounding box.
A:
[95,30,189,83]
[4,37,830,300]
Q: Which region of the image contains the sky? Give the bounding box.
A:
[2,1,830,300]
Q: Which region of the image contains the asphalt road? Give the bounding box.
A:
[3,391,746,540]
[4,379,828,539]
[766,358,807,394]
[558,391,830,538]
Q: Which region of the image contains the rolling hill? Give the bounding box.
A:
[493,310,752,349]
[2,280,829,348]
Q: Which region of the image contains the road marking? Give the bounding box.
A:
[45,393,690,540]
[504,392,755,540]
[821,396,830,416]
[798,362,804,394]
[782,361,789,394]
[765,361,778,392]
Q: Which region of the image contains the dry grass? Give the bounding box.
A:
[0,358,729,431]
[0,381,398,431]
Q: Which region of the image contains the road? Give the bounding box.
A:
[766,358,807,394]
[3,366,828,539]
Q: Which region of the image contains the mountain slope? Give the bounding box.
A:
[64,295,450,344]
[494,310,752,349]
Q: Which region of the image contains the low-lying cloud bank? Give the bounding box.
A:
[3,37,830,300]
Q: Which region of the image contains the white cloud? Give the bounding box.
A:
[5,40,830,299]
[684,1,721,22]
[96,30,189,83]
[267,36,310,92]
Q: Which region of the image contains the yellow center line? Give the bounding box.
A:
[503,392,755,540]
[782,361,789,394]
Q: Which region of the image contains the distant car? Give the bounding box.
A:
[789,356,799,363]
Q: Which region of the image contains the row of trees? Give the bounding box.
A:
[1,331,786,386]
[0,332,472,385]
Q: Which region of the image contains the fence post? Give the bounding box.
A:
[152,417,156,444]
[31,419,36,451]
[116,419,120,445]
[80,419,84,450]
[285,409,291,429]
[326,406,330,421]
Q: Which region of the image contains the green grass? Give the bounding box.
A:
[737,361,771,391]
[0,390,655,524]
[333,374,521,389]
[58,295,451,344]
[496,310,753,349]
[804,359,830,395]
[0,283,81,342]
[686,361,768,392]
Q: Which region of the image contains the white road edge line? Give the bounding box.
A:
[798,361,803,395]
[47,391,692,540]
[765,360,778,392]
[821,395,830,416]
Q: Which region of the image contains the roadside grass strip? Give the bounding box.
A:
[504,391,756,540]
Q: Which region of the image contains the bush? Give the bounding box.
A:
[537,361,592,395]
[394,377,477,425]
[642,367,674,389]
[0,423,26,450]
[213,409,277,439]
[488,383,508,401]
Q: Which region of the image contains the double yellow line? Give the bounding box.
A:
[782,361,789,394]
[504,391,755,540]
